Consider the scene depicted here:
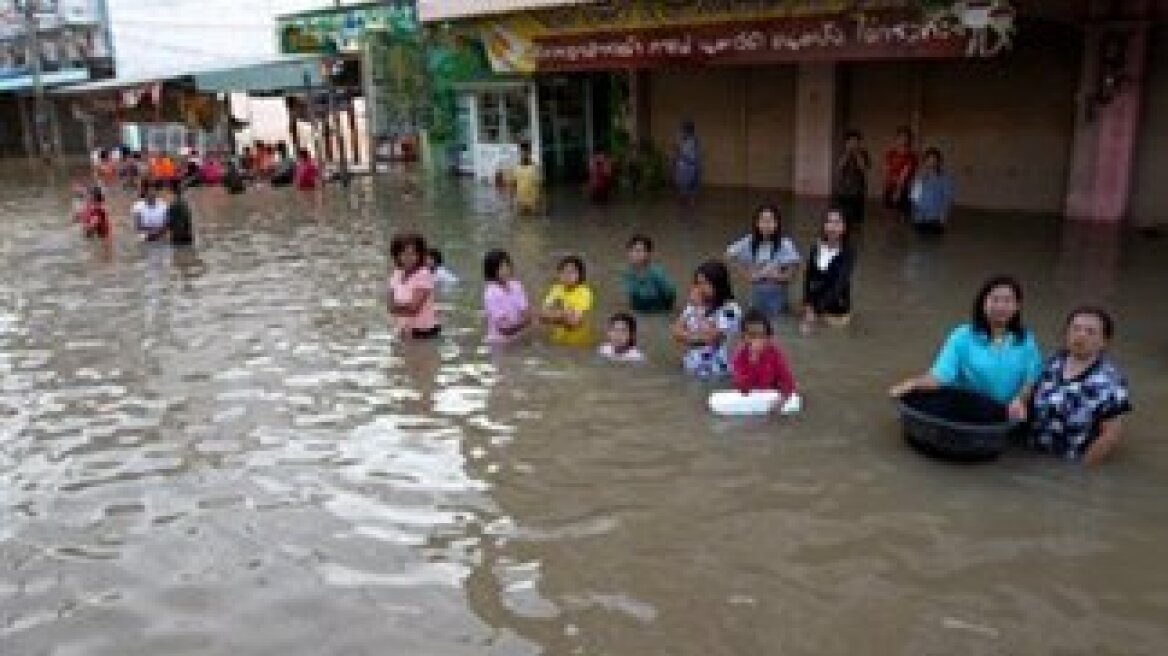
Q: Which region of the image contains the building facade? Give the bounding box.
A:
[0,0,115,156]
[421,0,1166,224]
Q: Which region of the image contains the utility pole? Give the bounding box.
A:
[21,0,51,164]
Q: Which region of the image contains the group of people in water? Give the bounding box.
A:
[91,141,321,198]
[385,199,1131,467]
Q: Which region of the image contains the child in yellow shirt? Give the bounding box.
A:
[539,255,594,346]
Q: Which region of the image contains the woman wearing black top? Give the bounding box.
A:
[801,208,856,334]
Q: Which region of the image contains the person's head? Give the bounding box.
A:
[519,141,532,165]
[89,186,104,203]
[972,275,1026,338]
[821,207,848,245]
[141,182,157,202]
[607,312,637,351]
[681,119,695,136]
[1064,306,1114,360]
[742,308,774,352]
[276,141,289,157]
[98,149,110,162]
[693,260,733,312]
[425,248,443,271]
[844,129,863,150]
[556,255,586,287]
[483,249,514,284]
[750,205,783,257]
[626,234,654,267]
[923,147,943,172]
[895,125,913,149]
[390,232,427,273]
[297,148,310,161]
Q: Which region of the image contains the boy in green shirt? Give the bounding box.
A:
[622,234,677,313]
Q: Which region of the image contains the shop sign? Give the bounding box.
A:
[278,1,419,55]
[478,2,1016,73]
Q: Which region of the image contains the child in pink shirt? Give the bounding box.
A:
[388,232,439,339]
[483,249,531,344]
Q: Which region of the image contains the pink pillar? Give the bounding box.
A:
[793,62,838,198]
[1064,11,1150,222]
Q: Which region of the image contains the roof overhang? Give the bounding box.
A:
[52,54,326,95]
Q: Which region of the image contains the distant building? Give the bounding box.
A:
[421,0,1166,224]
[0,0,116,157]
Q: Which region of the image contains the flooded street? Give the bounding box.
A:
[2,169,1167,655]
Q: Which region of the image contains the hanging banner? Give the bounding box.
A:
[475,2,1016,73]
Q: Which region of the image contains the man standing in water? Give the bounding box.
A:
[165,187,194,247]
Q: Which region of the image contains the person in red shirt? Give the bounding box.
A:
[587,151,615,203]
[294,148,320,191]
[883,125,918,220]
[80,186,111,241]
[732,308,798,397]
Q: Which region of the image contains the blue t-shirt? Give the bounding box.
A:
[929,323,1043,404]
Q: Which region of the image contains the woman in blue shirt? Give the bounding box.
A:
[890,275,1043,421]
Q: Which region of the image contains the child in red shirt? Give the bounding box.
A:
[80,186,111,240]
[732,308,798,397]
[883,125,918,219]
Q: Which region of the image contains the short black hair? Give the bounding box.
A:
[390,232,427,268]
[1067,306,1115,339]
[557,254,586,282]
[972,275,1026,339]
[742,308,774,336]
[483,249,512,283]
[844,129,863,141]
[923,147,943,164]
[608,312,638,345]
[626,234,653,251]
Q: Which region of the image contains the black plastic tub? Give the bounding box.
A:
[897,388,1019,462]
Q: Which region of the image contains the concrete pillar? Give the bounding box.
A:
[1065,5,1150,222]
[793,62,838,197]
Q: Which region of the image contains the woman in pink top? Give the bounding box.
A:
[388,232,440,339]
[483,249,531,344]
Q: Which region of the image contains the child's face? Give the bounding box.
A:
[924,154,940,171]
[608,320,633,350]
[497,260,513,283]
[756,211,778,237]
[823,212,846,241]
[398,245,421,271]
[628,243,649,267]
[692,275,713,304]
[846,136,860,151]
[558,263,581,287]
[424,254,437,270]
[744,322,769,351]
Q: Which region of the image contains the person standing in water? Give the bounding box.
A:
[1029,307,1131,466]
[890,275,1043,421]
[672,260,742,378]
[883,126,918,221]
[910,147,956,234]
[132,183,169,242]
[801,208,856,334]
[512,142,542,215]
[483,249,532,345]
[165,186,194,247]
[674,119,701,206]
[387,232,440,339]
[726,205,802,318]
[622,234,677,314]
[834,130,870,226]
[539,255,595,347]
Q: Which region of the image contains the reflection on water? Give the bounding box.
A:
[1,171,1167,655]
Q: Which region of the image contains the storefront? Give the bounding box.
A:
[423,0,1165,223]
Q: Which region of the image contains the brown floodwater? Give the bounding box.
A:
[1,166,1167,655]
